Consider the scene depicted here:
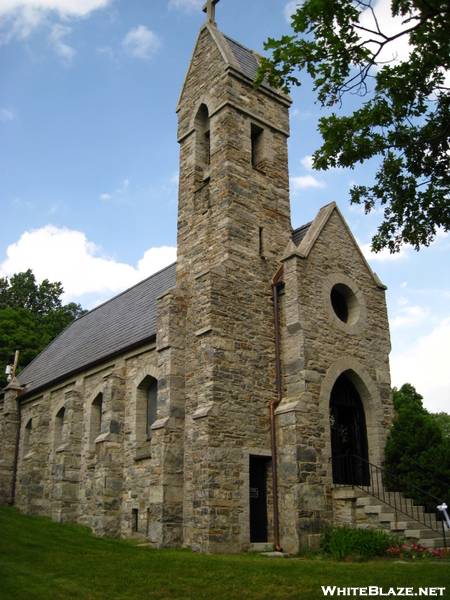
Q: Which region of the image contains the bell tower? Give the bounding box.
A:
[169,3,294,552]
[175,3,292,283]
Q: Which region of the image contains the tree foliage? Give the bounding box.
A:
[0,270,86,388]
[384,383,450,510]
[256,0,450,252]
[430,411,450,438]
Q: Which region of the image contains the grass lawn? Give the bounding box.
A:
[1,507,449,600]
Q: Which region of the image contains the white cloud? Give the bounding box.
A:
[168,0,202,12]
[300,155,314,170]
[390,305,429,330]
[49,22,75,63]
[0,108,15,121]
[96,45,113,58]
[359,242,410,262]
[100,193,111,200]
[122,26,161,60]
[0,225,176,306]
[0,0,112,42]
[283,1,299,23]
[390,318,450,412]
[0,0,111,18]
[358,0,413,66]
[115,178,130,193]
[290,175,325,190]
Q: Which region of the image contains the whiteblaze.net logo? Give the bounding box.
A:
[321,587,446,597]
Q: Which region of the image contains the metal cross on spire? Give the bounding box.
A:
[202,0,220,25]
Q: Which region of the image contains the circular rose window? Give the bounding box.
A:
[324,275,367,334]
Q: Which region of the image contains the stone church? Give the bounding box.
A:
[0,2,394,554]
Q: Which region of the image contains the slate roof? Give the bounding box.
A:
[17,263,176,398]
[292,222,312,247]
[222,34,279,94]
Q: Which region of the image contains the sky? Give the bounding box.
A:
[1,0,449,414]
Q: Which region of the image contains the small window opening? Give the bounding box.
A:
[195,104,211,181]
[23,419,32,455]
[55,407,65,449]
[132,508,138,532]
[146,379,158,440]
[91,393,103,445]
[259,227,264,258]
[251,123,264,168]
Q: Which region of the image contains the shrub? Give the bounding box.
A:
[320,525,401,560]
[384,384,450,511]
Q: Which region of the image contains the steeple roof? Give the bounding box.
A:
[176,23,291,112]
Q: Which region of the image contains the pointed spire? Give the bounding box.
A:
[202,0,220,25]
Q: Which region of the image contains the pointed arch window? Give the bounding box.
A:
[330,373,369,486]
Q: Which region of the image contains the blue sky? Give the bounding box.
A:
[1,0,449,413]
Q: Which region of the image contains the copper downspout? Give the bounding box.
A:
[271,266,284,552]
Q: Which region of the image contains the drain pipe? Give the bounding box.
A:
[271,266,284,552]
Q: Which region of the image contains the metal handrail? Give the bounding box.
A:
[332,454,447,546]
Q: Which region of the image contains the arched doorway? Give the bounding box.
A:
[330,373,370,485]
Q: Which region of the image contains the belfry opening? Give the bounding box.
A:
[330,373,370,486]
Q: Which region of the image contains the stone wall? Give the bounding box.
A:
[275,205,394,553]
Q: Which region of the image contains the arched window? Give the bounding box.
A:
[146,379,158,441]
[54,407,65,450]
[90,392,103,446]
[195,104,211,181]
[23,418,32,456]
[330,373,369,486]
[135,375,158,446]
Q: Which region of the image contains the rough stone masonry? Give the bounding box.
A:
[0,6,394,554]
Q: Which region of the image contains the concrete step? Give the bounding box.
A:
[379,513,396,522]
[364,505,384,514]
[334,486,447,550]
[390,520,424,531]
[416,538,445,549]
[405,528,443,540]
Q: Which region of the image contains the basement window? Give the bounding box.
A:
[132,508,138,532]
